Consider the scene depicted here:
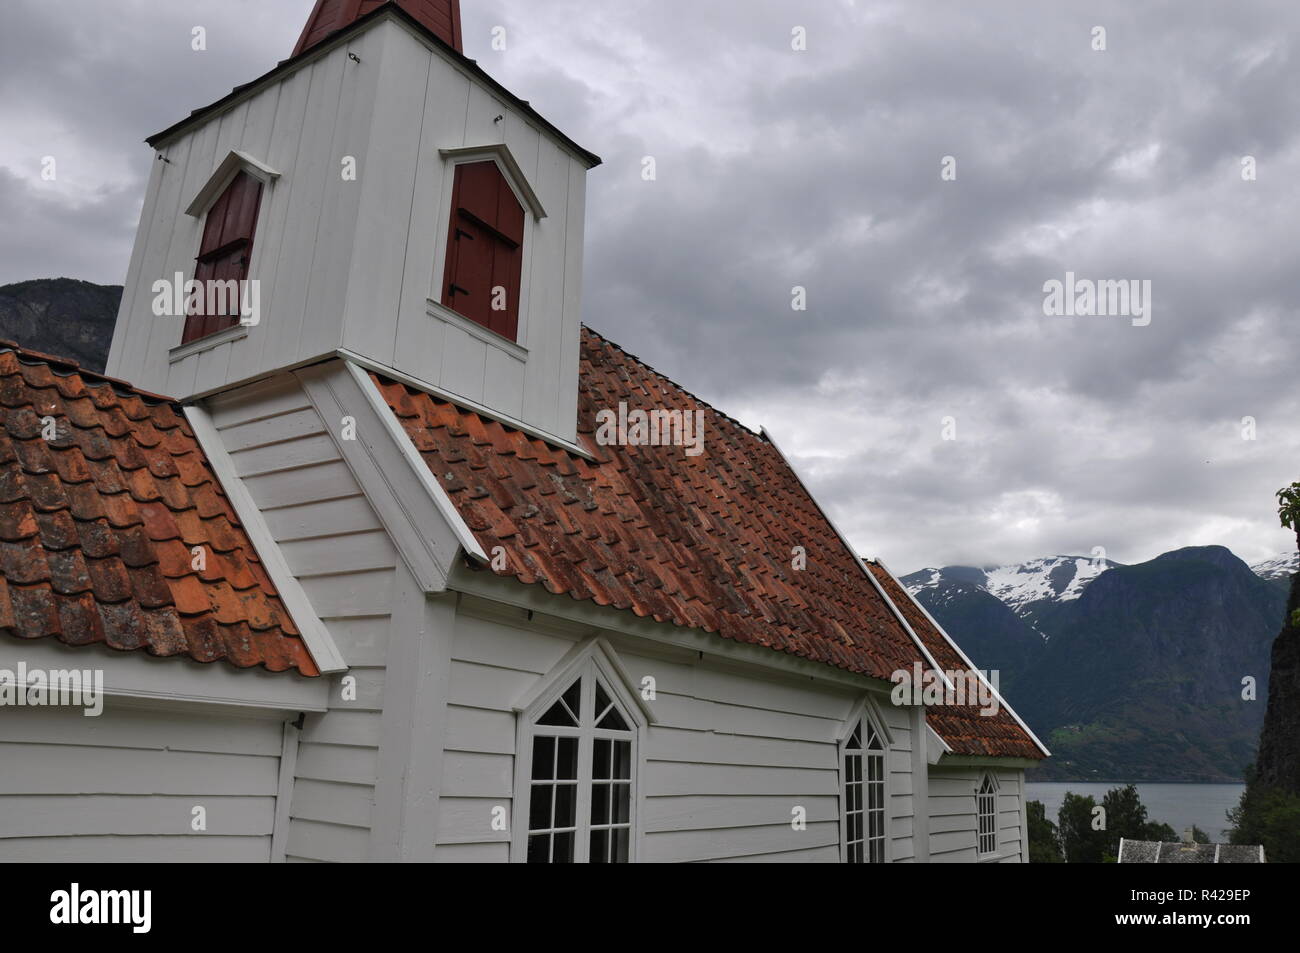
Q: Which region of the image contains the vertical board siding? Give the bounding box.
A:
[439,602,917,863]
[112,18,591,448]
[0,706,281,862]
[210,377,401,862]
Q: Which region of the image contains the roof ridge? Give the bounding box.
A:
[146,2,601,167]
[579,325,765,442]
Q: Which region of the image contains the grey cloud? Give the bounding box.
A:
[2,0,1297,572]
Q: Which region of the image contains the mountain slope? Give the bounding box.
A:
[1252,552,1299,602]
[896,575,1044,693]
[1014,546,1281,781]
[1251,553,1300,580]
[908,546,1284,781]
[0,278,121,372]
[904,554,1122,640]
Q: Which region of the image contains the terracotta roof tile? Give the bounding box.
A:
[0,342,317,675]
[373,327,1043,759]
[867,561,1044,760]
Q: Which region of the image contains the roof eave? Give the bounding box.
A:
[145,3,602,169]
[872,557,1053,760]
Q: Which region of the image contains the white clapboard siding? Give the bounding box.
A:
[436,603,916,863]
[926,765,1027,863]
[928,766,978,862]
[0,707,281,862]
[433,841,510,864]
[0,836,274,863]
[997,768,1026,861]
[645,822,842,864]
[209,376,401,862]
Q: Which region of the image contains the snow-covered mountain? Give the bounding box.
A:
[904,546,1285,781]
[903,555,1122,630]
[1250,552,1299,580]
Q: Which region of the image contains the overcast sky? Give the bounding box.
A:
[2,0,1297,573]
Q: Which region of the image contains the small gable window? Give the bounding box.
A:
[977,772,999,855]
[842,710,887,863]
[442,160,525,342]
[521,657,637,863]
[184,170,263,345]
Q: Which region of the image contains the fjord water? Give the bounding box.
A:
[1026,782,1246,841]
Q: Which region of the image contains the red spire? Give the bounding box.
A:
[294,0,463,57]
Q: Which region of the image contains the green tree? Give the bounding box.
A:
[1228,768,1300,862]
[1233,482,1300,857]
[1102,784,1149,855]
[1142,821,1178,842]
[1026,800,1063,863]
[1058,786,1184,862]
[1278,482,1300,629]
[1058,792,1107,863]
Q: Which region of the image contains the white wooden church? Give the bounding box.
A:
[0,0,1047,863]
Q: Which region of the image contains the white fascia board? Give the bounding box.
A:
[339,349,595,461]
[184,404,348,675]
[291,361,487,594]
[449,563,891,694]
[760,426,955,693]
[926,723,952,765]
[934,754,1043,770]
[0,637,328,715]
[185,150,281,217]
[873,557,1053,759]
[341,360,490,567]
[439,144,547,220]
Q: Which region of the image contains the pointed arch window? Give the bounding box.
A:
[841,703,889,863]
[520,656,639,863]
[977,772,1000,855]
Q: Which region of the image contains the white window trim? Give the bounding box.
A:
[425,298,528,363]
[838,695,892,863]
[977,771,1000,857]
[175,150,276,353]
[184,149,280,219]
[510,638,647,863]
[431,146,540,347]
[169,323,249,362]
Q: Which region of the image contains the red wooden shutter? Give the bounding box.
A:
[183,171,263,345]
[442,161,525,341]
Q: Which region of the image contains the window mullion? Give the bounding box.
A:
[574,668,596,863]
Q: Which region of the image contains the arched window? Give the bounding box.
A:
[977,772,999,855]
[841,703,888,863]
[518,655,639,863]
